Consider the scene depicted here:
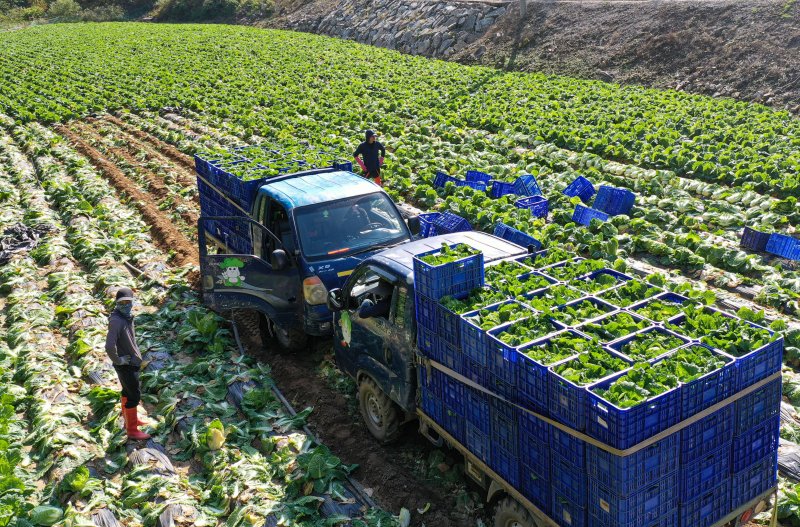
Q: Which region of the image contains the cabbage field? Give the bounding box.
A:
[0,21,799,527]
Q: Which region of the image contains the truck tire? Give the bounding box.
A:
[273,323,308,352]
[493,497,538,527]
[358,377,401,444]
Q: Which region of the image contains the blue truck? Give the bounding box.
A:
[195,150,416,350]
[326,231,780,527]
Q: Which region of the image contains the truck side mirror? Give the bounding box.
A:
[327,288,344,311]
[271,249,289,270]
[406,215,421,236]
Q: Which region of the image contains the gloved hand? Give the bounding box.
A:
[355,158,367,172]
[117,355,131,366]
[379,157,384,166]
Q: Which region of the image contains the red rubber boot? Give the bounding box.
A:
[124,406,151,441]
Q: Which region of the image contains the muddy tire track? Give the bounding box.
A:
[55,125,199,267]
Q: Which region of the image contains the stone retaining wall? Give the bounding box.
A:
[276,0,509,58]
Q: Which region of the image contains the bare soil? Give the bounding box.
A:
[457,0,800,113]
[55,125,200,267]
[273,0,800,114]
[241,333,484,527]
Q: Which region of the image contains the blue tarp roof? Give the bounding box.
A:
[262,171,379,210]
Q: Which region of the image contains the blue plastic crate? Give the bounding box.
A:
[442,405,465,443]
[416,327,438,359]
[563,175,596,203]
[429,297,462,349]
[519,411,550,472]
[593,185,635,216]
[489,316,565,388]
[418,212,442,238]
[553,489,587,527]
[522,462,551,515]
[485,371,515,401]
[586,367,681,450]
[466,421,490,463]
[572,269,633,296]
[420,386,443,423]
[455,179,487,192]
[551,297,617,328]
[732,415,780,473]
[430,211,472,234]
[731,452,777,510]
[681,405,733,464]
[433,170,458,188]
[552,453,587,507]
[680,444,731,501]
[608,327,688,364]
[629,292,690,323]
[587,433,679,497]
[464,386,489,433]
[461,300,526,368]
[590,510,678,527]
[492,445,521,488]
[734,377,781,435]
[551,350,632,432]
[740,227,772,252]
[493,222,543,250]
[466,170,492,183]
[513,174,543,197]
[679,480,730,527]
[490,398,519,456]
[490,180,516,199]
[765,232,800,260]
[415,294,438,333]
[588,472,678,527]
[418,365,444,397]
[735,333,783,391]
[678,344,736,419]
[551,426,586,468]
[515,195,549,219]
[669,307,782,390]
[442,374,465,414]
[413,243,484,300]
[573,204,610,226]
[517,331,581,414]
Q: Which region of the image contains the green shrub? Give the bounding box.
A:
[48,0,81,20]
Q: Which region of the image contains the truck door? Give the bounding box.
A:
[198,215,301,329]
[336,266,416,412]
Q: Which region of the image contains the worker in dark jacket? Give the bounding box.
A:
[105,287,150,440]
[353,130,385,186]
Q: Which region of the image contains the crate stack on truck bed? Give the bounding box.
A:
[413,243,783,527]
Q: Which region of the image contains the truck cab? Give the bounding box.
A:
[197,166,414,350]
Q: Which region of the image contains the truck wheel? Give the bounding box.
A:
[359,377,400,444]
[494,497,537,527]
[267,318,308,351]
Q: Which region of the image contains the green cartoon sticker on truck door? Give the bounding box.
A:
[339,311,352,347]
[219,257,246,286]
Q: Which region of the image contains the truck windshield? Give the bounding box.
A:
[294,193,409,261]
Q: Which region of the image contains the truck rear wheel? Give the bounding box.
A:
[493,497,537,527]
[358,377,400,444]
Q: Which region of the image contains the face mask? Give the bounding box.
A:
[117,303,133,317]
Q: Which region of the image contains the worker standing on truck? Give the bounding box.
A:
[105,287,151,441]
[353,130,385,186]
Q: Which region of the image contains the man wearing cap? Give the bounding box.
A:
[353,130,385,186]
[105,287,150,441]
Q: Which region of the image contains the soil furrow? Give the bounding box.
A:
[71,120,200,235]
[55,124,199,267]
[101,114,198,179]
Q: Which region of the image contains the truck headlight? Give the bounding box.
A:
[303,276,329,305]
